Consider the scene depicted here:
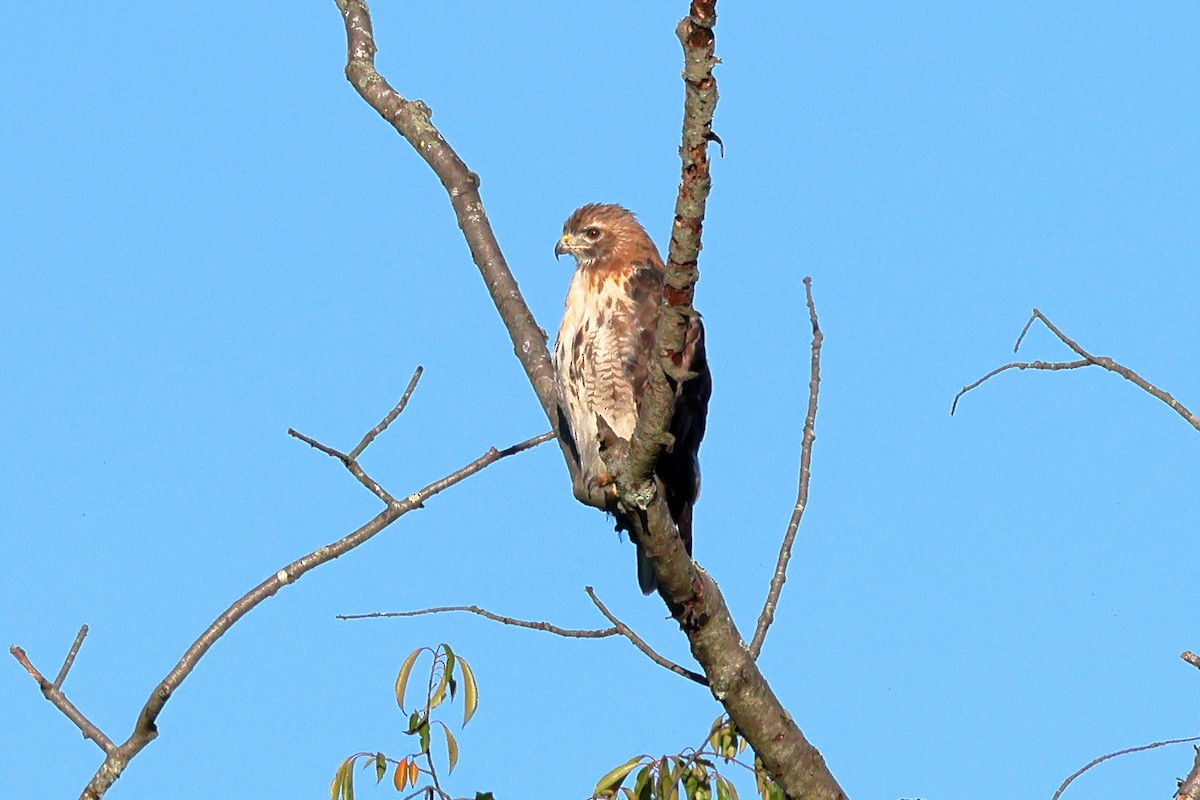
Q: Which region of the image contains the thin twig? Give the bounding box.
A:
[1051,736,1200,800]
[951,359,1091,414]
[68,419,551,798]
[1182,651,1200,670]
[288,370,430,505]
[338,606,618,639]
[288,423,408,506]
[350,366,423,460]
[9,644,114,754]
[585,587,707,686]
[54,624,89,689]
[749,277,822,659]
[287,428,348,460]
[953,309,1200,431]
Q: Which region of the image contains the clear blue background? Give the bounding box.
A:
[4,3,1199,798]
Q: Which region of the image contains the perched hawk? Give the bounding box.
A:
[552,204,711,594]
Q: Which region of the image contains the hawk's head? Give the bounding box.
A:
[554,204,644,268]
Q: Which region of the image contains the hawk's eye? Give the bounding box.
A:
[583,227,601,240]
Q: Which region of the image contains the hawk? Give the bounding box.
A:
[552,203,711,594]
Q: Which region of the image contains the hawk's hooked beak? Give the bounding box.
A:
[554,235,570,261]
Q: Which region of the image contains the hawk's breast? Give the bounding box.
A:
[553,271,644,476]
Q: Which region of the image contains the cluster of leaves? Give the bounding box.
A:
[592,716,783,800]
[331,644,483,800]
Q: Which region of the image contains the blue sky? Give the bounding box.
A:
[4,3,1199,798]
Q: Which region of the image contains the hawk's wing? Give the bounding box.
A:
[657,311,710,556]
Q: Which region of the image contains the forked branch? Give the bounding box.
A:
[340,594,705,685]
[9,638,113,754]
[14,369,550,799]
[585,586,708,686]
[952,308,1200,431]
[332,0,582,492]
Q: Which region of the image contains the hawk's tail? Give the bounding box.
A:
[633,503,694,596]
[636,544,657,595]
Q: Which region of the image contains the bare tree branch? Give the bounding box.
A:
[9,643,114,754]
[749,278,822,659]
[952,309,1200,431]
[350,365,423,460]
[1050,736,1200,800]
[14,375,551,798]
[332,0,583,494]
[54,624,89,689]
[623,0,720,490]
[337,606,618,639]
[951,359,1092,414]
[584,586,708,686]
[1182,651,1200,671]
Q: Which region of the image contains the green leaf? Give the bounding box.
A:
[707,715,726,751]
[656,758,671,800]
[475,794,496,800]
[594,755,644,796]
[683,763,711,800]
[715,774,737,800]
[340,757,357,800]
[666,757,682,800]
[374,753,387,783]
[418,720,431,755]
[457,655,479,726]
[395,648,423,712]
[633,765,653,800]
[442,725,460,773]
[429,670,450,710]
[430,644,455,709]
[407,711,421,735]
[330,757,352,800]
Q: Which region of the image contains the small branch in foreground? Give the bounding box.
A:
[749,277,822,660]
[1182,651,1200,671]
[951,359,1091,415]
[350,366,423,460]
[10,643,114,754]
[54,624,89,689]
[585,587,708,686]
[29,367,552,798]
[952,309,1200,432]
[1050,735,1200,800]
[338,605,617,639]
